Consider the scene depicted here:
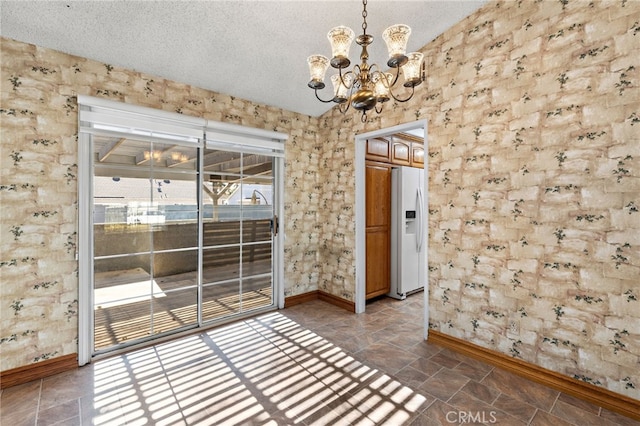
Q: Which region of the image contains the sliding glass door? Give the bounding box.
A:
[78,96,285,360]
[91,137,279,352]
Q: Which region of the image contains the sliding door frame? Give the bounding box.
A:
[77,96,287,365]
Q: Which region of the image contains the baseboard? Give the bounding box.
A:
[428,330,640,421]
[318,290,356,312]
[284,290,320,307]
[285,290,356,313]
[1,353,77,389]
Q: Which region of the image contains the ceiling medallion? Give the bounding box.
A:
[307,0,425,122]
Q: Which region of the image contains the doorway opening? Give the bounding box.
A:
[354,120,429,338]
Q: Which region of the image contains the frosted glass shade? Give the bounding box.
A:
[383,24,411,65]
[307,55,329,89]
[331,74,353,103]
[402,52,424,87]
[372,72,393,102]
[327,26,355,68]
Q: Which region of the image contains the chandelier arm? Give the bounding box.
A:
[344,66,360,90]
[338,100,351,114]
[389,65,401,87]
[338,68,356,89]
[314,88,336,103]
[375,66,401,91]
[387,84,416,103]
[343,82,357,113]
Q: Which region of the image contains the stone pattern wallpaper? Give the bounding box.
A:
[0,37,320,370]
[0,0,638,402]
[317,0,639,400]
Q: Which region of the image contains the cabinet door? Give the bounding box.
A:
[391,138,411,166]
[365,137,391,163]
[411,143,424,167]
[365,163,391,299]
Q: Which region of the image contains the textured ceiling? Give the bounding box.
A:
[1,0,486,117]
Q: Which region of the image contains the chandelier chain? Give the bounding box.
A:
[362,0,368,34]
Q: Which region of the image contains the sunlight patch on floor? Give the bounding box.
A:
[90,311,428,425]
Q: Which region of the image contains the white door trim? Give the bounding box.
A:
[354,120,429,337]
[77,132,94,366]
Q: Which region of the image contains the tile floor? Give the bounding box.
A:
[1,296,638,425]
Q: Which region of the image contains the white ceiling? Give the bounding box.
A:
[1,0,486,117]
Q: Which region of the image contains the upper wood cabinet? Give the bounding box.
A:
[365,137,391,163]
[365,134,424,168]
[391,138,411,166]
[411,143,424,167]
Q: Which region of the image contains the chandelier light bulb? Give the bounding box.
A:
[307,55,329,89]
[327,26,355,68]
[331,74,353,103]
[382,24,411,67]
[372,72,393,102]
[402,52,424,87]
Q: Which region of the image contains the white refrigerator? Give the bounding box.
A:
[388,166,426,300]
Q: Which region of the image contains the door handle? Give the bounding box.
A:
[417,188,424,253]
[415,190,421,252]
[271,215,279,236]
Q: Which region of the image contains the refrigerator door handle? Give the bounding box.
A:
[416,189,421,252]
[416,187,424,253]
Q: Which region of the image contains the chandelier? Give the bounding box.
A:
[307,0,425,122]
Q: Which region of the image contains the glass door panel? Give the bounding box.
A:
[242,244,272,276]
[201,281,241,321]
[93,135,199,352]
[151,287,198,333]
[201,148,275,322]
[242,276,273,311]
[202,247,240,282]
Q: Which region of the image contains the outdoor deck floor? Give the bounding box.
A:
[94,260,272,350]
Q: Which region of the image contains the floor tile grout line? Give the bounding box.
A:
[34,379,42,426]
[487,389,501,406]
[152,345,190,426]
[549,390,561,416]
[477,365,495,385]
[77,397,82,426]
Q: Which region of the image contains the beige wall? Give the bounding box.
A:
[314,0,639,400]
[1,0,639,401]
[0,37,322,370]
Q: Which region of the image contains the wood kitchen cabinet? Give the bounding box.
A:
[365,137,391,163]
[365,135,423,168]
[365,163,391,299]
[391,138,411,166]
[411,143,424,167]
